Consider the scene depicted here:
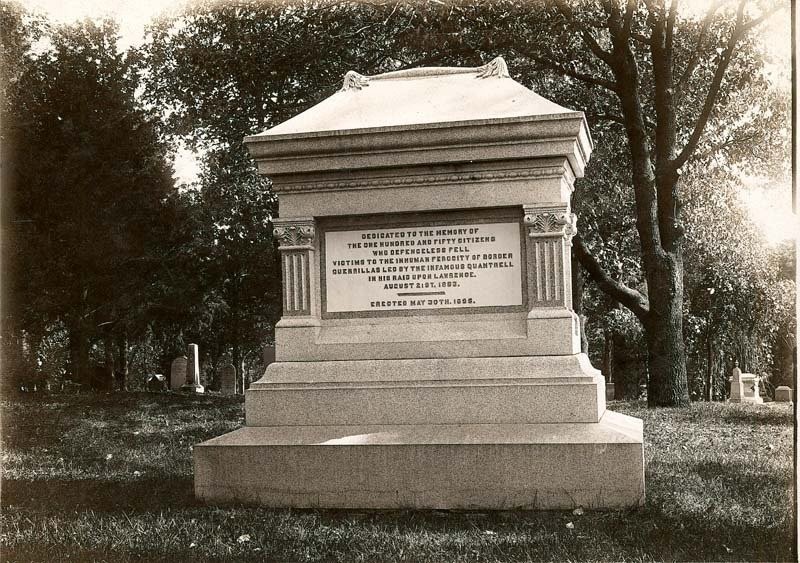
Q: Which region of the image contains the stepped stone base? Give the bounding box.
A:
[246,355,606,426]
[194,410,644,510]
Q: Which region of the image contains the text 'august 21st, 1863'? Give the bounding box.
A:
[324,222,523,313]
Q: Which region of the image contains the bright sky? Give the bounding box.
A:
[22,0,180,49]
[19,0,797,242]
[21,0,203,184]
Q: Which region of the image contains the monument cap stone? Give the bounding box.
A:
[244,57,592,199]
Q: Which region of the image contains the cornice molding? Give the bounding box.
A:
[277,166,571,194]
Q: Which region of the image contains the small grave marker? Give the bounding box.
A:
[775,386,793,403]
[220,364,237,395]
[170,356,187,391]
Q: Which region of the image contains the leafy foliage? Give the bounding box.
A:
[1,9,175,386]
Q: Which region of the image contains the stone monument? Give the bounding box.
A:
[194,57,645,509]
[181,343,204,394]
[729,363,762,404]
[170,356,187,391]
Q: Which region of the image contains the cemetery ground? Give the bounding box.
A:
[0,392,793,563]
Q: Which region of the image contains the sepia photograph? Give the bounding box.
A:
[1,0,795,561]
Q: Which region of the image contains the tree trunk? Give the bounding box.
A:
[705,327,713,402]
[571,252,589,354]
[612,331,640,400]
[602,329,613,383]
[232,341,241,394]
[68,322,90,385]
[643,253,689,406]
[116,330,129,391]
[103,330,115,387]
[2,317,25,392]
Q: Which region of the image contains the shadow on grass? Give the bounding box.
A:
[1,476,201,512]
[720,404,794,426]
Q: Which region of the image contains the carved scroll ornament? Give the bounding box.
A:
[523,210,577,241]
[273,221,315,248]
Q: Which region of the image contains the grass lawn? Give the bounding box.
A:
[1,391,794,562]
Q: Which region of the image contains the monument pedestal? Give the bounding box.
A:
[195,411,643,509]
[194,57,644,509]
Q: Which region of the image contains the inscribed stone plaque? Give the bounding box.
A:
[324,222,522,313]
[170,356,187,391]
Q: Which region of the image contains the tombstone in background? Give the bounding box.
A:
[147,374,167,392]
[220,364,237,395]
[740,373,763,403]
[194,57,644,509]
[729,363,744,402]
[170,356,187,391]
[729,363,762,404]
[181,343,205,393]
[775,386,793,403]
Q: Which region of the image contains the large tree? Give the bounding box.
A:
[505,0,787,406]
[2,11,175,386]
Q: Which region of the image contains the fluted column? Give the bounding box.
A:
[523,204,577,311]
[273,217,316,317]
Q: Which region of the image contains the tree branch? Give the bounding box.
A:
[622,0,637,38]
[665,0,678,55]
[691,131,760,162]
[527,54,618,91]
[649,0,682,250]
[674,2,784,169]
[675,0,724,95]
[605,6,664,258]
[554,0,615,67]
[590,112,626,124]
[573,234,650,321]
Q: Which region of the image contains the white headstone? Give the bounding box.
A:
[220,364,236,395]
[729,364,762,404]
[181,343,204,393]
[729,364,744,402]
[740,373,763,403]
[170,356,187,391]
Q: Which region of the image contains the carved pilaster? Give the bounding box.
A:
[273,218,316,317]
[523,205,576,309]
